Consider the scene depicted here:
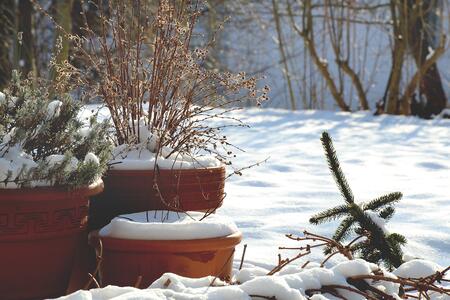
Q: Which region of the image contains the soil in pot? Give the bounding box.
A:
[0,181,103,300]
[89,166,226,230]
[91,211,242,287]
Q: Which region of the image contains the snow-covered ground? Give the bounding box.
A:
[60,107,450,299]
[222,108,450,268]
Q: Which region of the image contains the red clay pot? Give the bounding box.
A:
[91,231,242,287]
[89,166,226,230]
[0,181,103,300]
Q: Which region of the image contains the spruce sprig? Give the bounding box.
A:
[310,131,407,270]
[320,132,355,204]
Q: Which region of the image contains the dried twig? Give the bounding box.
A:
[239,244,248,271]
[84,238,103,290]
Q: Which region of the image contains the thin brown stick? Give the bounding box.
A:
[134,275,143,288]
[239,244,248,271]
[83,238,103,290]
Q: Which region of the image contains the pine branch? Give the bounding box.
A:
[387,233,407,245]
[309,204,350,224]
[379,206,395,220]
[332,216,355,242]
[363,192,402,211]
[321,132,354,204]
[359,211,386,239]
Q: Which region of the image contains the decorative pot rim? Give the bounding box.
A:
[105,165,226,176]
[0,178,104,199]
[91,231,242,253]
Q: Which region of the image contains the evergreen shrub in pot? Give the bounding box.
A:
[0,72,111,300]
[76,0,270,229]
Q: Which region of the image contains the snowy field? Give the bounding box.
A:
[61,107,450,299]
[222,108,450,268]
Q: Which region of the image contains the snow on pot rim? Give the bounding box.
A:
[99,210,239,240]
[108,143,223,171]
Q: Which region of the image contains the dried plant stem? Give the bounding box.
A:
[84,239,103,290]
[134,275,143,288]
[239,244,248,271]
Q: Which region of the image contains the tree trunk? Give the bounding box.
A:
[52,0,74,80]
[272,0,297,110]
[17,0,36,77]
[407,0,447,118]
[385,0,407,115]
[0,0,15,88]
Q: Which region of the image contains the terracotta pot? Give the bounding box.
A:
[0,181,103,300]
[91,231,241,287]
[89,166,226,230]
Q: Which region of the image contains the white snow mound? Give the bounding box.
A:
[393,259,443,278]
[99,211,239,240]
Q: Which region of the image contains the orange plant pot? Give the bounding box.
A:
[92,231,242,287]
[89,166,226,230]
[0,181,103,300]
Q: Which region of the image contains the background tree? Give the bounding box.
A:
[51,0,74,79]
[0,0,447,117]
[0,1,15,89]
[17,0,37,77]
[407,0,447,118]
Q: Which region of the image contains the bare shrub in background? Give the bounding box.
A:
[39,0,269,164]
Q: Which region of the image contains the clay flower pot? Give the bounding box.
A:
[92,231,242,287]
[0,180,103,300]
[90,210,241,287]
[89,166,226,230]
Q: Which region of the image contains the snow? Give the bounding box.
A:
[84,152,100,165]
[331,259,373,278]
[2,127,15,144]
[217,108,450,267]
[47,100,63,119]
[235,266,269,283]
[0,93,17,109]
[55,107,450,299]
[46,154,78,171]
[393,259,443,278]
[109,143,222,170]
[0,144,37,188]
[0,138,99,188]
[426,46,435,60]
[57,259,413,300]
[240,276,304,300]
[77,107,222,170]
[99,211,239,240]
[365,210,389,234]
[77,127,91,139]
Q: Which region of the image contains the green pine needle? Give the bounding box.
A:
[309,204,350,224]
[363,192,403,211]
[332,216,355,242]
[379,206,395,220]
[321,132,354,204]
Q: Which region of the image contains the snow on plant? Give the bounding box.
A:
[38,0,270,169]
[309,132,407,270]
[0,71,111,188]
